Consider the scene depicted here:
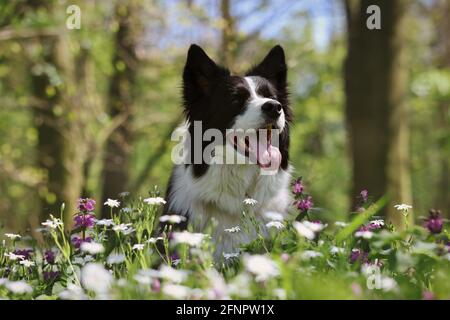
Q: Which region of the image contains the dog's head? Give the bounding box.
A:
[182,44,291,175]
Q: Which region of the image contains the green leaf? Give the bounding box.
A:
[335,196,387,243]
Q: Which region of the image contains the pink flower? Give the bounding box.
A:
[359,189,368,202]
[77,198,96,213]
[74,214,95,229]
[296,196,313,212]
[424,209,443,234]
[292,178,304,195]
[71,235,92,249]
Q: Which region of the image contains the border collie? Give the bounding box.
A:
[163,44,293,260]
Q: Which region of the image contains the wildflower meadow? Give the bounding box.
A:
[1,179,449,300]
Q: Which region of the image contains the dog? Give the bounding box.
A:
[162,44,293,260]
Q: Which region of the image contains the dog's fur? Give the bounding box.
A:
[163,44,293,259]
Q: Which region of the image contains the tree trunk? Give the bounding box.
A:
[344,0,412,228]
[219,0,236,71]
[432,0,450,215]
[101,0,143,217]
[31,33,84,225]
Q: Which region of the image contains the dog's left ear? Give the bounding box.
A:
[246,45,287,90]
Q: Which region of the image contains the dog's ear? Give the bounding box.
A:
[183,44,229,95]
[246,45,287,90]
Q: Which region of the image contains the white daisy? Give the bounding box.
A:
[335,221,348,227]
[158,265,189,283]
[293,221,315,240]
[355,230,374,239]
[95,219,115,227]
[19,260,35,267]
[104,198,120,208]
[132,244,145,251]
[81,263,113,295]
[394,204,412,212]
[172,231,206,247]
[223,252,240,260]
[293,221,326,240]
[330,246,345,254]
[263,211,284,221]
[266,221,284,230]
[4,233,21,240]
[147,237,164,244]
[41,216,63,229]
[244,254,279,282]
[5,281,33,294]
[121,207,132,213]
[301,250,323,260]
[380,276,399,292]
[162,284,191,299]
[4,252,25,261]
[106,253,126,265]
[59,283,87,300]
[224,226,241,233]
[243,198,258,206]
[273,288,287,300]
[112,223,134,234]
[370,219,385,227]
[143,197,166,205]
[159,215,187,224]
[302,220,327,232]
[80,242,105,255]
[172,259,181,266]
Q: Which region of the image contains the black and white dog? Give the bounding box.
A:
[163,44,293,259]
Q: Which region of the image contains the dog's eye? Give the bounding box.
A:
[233,86,250,103]
[257,85,276,100]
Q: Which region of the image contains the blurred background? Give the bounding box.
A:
[0,0,448,233]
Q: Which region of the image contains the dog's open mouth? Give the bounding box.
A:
[230,124,282,169]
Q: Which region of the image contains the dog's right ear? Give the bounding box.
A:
[183,44,229,95]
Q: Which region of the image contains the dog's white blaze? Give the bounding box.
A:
[231,77,285,131]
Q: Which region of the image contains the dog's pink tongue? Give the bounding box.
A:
[249,138,282,170]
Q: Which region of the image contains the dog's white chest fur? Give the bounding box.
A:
[166,162,292,259]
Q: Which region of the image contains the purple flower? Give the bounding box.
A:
[349,249,368,264]
[43,271,60,282]
[359,189,368,203]
[422,291,435,300]
[292,178,304,195]
[44,250,56,264]
[74,213,95,229]
[359,219,384,231]
[424,209,443,234]
[351,283,362,297]
[77,198,96,213]
[170,252,180,261]
[71,235,92,249]
[296,196,313,212]
[151,278,161,293]
[281,253,290,263]
[13,248,33,260]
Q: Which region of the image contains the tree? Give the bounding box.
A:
[344,0,411,228]
[219,0,237,71]
[101,0,143,217]
[27,1,87,225]
[430,0,450,214]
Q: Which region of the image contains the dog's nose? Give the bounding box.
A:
[261,101,282,119]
